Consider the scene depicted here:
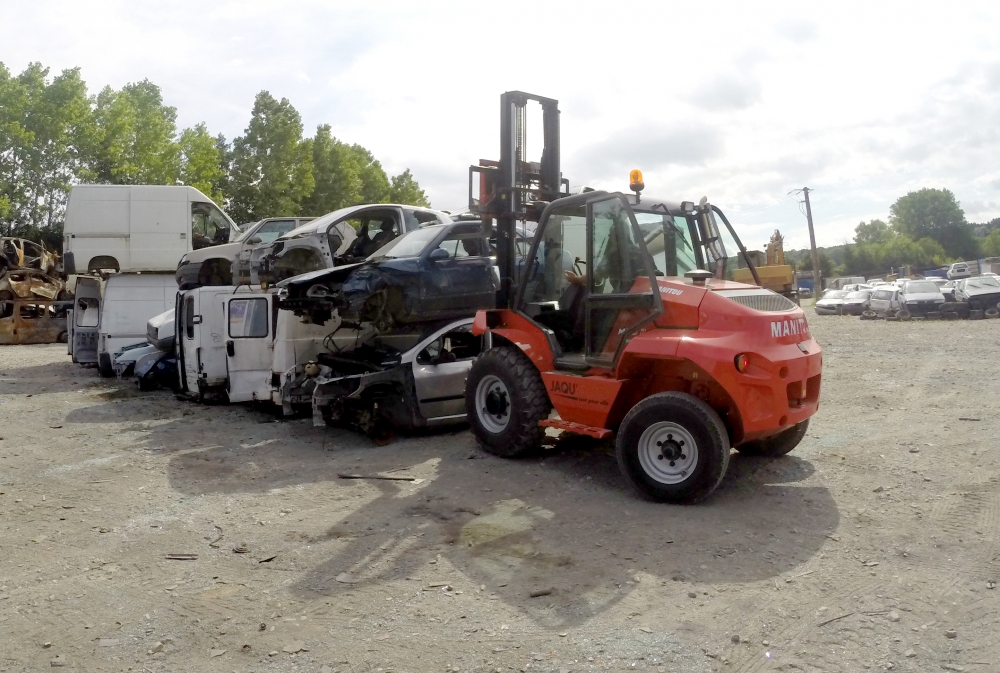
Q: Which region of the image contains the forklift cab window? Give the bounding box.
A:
[636,212,699,277]
[698,209,747,281]
[589,199,646,295]
[191,203,232,250]
[524,204,587,305]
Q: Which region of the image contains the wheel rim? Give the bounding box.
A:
[475,375,511,434]
[637,422,699,485]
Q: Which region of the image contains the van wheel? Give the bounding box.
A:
[616,392,730,504]
[98,352,114,378]
[737,420,809,457]
[465,346,551,458]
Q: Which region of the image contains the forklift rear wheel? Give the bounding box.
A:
[736,419,809,457]
[616,392,730,504]
[465,346,550,458]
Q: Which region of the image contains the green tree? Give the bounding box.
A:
[179,123,225,205]
[349,145,391,204]
[92,79,180,185]
[0,62,97,241]
[388,168,430,207]
[981,229,1000,257]
[302,124,363,215]
[853,219,893,245]
[889,188,979,259]
[228,91,314,223]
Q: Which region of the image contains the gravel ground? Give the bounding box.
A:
[0,315,998,672]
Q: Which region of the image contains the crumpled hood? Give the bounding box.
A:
[279,262,366,293]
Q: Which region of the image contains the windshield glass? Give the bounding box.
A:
[904,281,940,294]
[368,226,442,259]
[846,291,869,300]
[823,291,848,299]
[701,208,752,280]
[967,276,1000,289]
[633,210,699,277]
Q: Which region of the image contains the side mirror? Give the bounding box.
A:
[428,248,450,262]
[248,235,262,245]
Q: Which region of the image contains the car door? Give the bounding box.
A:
[420,226,495,317]
[71,276,102,364]
[225,294,274,403]
[412,323,481,420]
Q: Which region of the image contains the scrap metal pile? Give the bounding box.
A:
[0,237,69,344]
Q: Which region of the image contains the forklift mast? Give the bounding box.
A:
[470,91,567,308]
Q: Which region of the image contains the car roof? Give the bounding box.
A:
[280,204,450,239]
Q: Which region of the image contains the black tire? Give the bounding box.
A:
[615,392,730,504]
[969,309,985,320]
[986,308,1000,319]
[940,302,958,313]
[925,311,941,320]
[860,310,877,320]
[945,312,961,320]
[956,303,970,319]
[896,309,911,321]
[737,419,809,457]
[98,352,114,378]
[465,345,551,458]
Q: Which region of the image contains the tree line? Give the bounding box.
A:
[0,62,430,250]
[786,188,1000,278]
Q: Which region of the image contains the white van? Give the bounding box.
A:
[96,274,177,376]
[63,185,240,275]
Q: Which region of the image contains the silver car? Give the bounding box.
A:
[814,290,849,315]
[250,204,452,286]
[282,319,479,438]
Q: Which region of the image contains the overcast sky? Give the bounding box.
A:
[4,1,999,249]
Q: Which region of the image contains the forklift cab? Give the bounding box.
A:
[517,191,662,370]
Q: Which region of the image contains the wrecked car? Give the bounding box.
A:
[281,318,480,436]
[175,216,315,290]
[0,268,68,319]
[250,204,451,286]
[954,276,1000,310]
[0,297,71,345]
[278,221,496,333]
[1,237,60,275]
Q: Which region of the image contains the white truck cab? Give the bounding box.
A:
[63,185,240,275]
[96,274,177,376]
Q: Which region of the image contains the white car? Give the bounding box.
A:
[947,262,972,280]
[814,290,849,315]
[869,287,903,316]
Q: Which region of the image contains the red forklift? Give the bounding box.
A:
[465,92,822,503]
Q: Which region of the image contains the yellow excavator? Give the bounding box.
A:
[733,229,798,303]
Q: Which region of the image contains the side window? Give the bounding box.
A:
[589,198,645,295]
[404,209,445,230]
[254,219,297,244]
[432,233,489,259]
[184,297,195,339]
[191,203,232,250]
[416,328,481,364]
[228,298,269,338]
[525,203,587,304]
[639,213,699,277]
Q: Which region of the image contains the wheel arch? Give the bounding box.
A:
[613,353,746,446]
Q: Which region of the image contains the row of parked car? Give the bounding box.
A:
[814,275,1000,320]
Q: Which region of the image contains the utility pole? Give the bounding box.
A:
[802,188,821,291]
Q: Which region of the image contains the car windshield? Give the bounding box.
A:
[823,291,848,299]
[904,281,940,294]
[967,277,1000,289]
[368,226,443,259]
[846,291,869,300]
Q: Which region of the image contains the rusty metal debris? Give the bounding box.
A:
[0,237,68,344]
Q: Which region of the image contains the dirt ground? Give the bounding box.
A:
[1,315,998,673]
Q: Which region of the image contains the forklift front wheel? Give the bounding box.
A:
[466,346,550,458]
[616,393,730,504]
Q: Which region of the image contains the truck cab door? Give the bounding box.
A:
[225,294,274,402]
[583,195,661,367]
